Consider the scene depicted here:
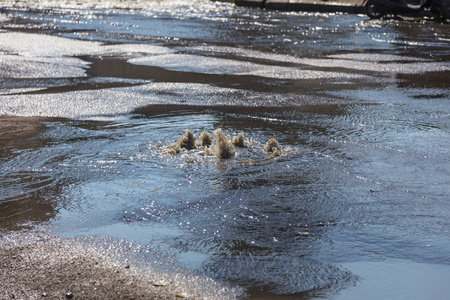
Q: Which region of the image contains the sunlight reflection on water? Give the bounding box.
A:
[1,1,449,298]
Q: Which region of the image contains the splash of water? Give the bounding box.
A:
[263,138,281,153]
[263,138,294,158]
[197,131,212,147]
[164,128,237,159]
[164,129,197,155]
[211,129,235,159]
[178,129,196,150]
[163,129,292,161]
[232,133,245,148]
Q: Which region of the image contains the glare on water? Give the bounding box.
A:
[1,0,449,299]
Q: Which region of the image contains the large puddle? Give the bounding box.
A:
[1,1,450,299]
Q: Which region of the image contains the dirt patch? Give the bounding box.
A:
[0,232,241,300]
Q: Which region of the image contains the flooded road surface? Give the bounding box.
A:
[1,0,450,298]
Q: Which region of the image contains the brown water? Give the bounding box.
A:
[1,1,450,298]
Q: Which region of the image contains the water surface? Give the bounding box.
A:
[1,1,449,298]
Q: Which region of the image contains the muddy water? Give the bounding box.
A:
[1,1,450,299]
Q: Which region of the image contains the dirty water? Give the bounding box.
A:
[0,0,449,299]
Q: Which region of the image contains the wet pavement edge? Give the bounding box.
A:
[218,0,366,14]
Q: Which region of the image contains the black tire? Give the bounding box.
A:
[365,0,385,19]
[430,3,448,21]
